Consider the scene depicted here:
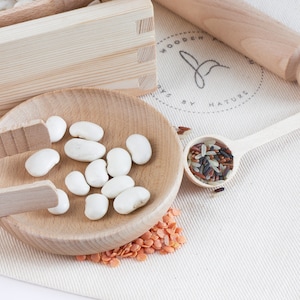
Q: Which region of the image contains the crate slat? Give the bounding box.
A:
[0,0,157,117]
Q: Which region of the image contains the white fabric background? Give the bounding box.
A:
[0,1,300,299]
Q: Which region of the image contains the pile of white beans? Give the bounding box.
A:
[25,116,152,220]
[0,0,37,10]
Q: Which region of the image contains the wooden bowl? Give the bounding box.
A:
[0,88,183,255]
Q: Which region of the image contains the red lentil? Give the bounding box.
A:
[75,207,186,267]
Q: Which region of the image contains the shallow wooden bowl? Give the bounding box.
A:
[0,88,183,256]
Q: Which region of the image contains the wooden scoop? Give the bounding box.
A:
[0,0,94,27]
[0,180,58,217]
[0,119,51,158]
[154,0,300,84]
[183,112,300,188]
[0,120,56,217]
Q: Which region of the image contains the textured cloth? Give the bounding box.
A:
[0,1,300,299]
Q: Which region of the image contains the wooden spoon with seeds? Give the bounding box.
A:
[183,112,300,188]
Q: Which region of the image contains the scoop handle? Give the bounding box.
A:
[0,119,51,158]
[154,0,300,84]
[234,112,300,156]
[0,180,58,217]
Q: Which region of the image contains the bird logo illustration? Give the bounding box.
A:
[179,50,230,89]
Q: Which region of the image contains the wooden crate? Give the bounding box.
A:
[0,0,157,117]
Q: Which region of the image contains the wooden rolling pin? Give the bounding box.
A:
[0,0,94,27]
[154,0,300,84]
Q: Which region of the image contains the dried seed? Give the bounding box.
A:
[109,258,121,267]
[136,252,148,261]
[143,239,154,247]
[134,238,144,246]
[90,253,101,263]
[176,235,187,244]
[187,140,234,185]
[156,228,165,238]
[76,255,86,261]
[140,231,152,240]
[163,246,175,253]
[214,187,225,193]
[130,243,141,252]
[75,207,186,267]
[153,239,162,250]
[144,247,155,254]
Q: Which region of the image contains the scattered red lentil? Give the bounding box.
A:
[75,207,186,267]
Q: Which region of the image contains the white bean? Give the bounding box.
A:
[65,171,90,196]
[46,115,67,143]
[106,147,132,177]
[85,159,109,188]
[113,186,150,214]
[126,134,152,165]
[101,175,135,199]
[85,194,109,220]
[64,138,106,162]
[25,148,60,177]
[69,121,104,141]
[48,189,70,215]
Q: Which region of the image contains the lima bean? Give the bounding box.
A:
[64,138,106,162]
[65,171,90,196]
[106,147,132,177]
[85,194,109,220]
[25,148,60,177]
[126,134,152,165]
[113,186,150,214]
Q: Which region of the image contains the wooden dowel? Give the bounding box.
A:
[154,0,300,84]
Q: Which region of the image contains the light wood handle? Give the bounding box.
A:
[234,111,300,156]
[0,0,93,27]
[0,119,51,158]
[154,0,300,84]
[0,180,58,217]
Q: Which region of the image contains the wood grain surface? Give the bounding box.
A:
[0,0,156,117]
[0,119,50,158]
[0,88,183,256]
[0,180,58,217]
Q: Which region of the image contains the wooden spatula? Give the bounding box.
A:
[0,180,58,217]
[0,119,51,158]
[0,0,94,27]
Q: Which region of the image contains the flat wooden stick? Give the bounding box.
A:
[0,180,58,217]
[0,119,51,158]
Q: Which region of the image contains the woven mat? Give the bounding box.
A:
[0,1,300,299]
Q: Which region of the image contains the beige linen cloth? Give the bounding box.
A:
[1,1,300,299]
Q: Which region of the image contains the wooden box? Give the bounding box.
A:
[0,0,157,117]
